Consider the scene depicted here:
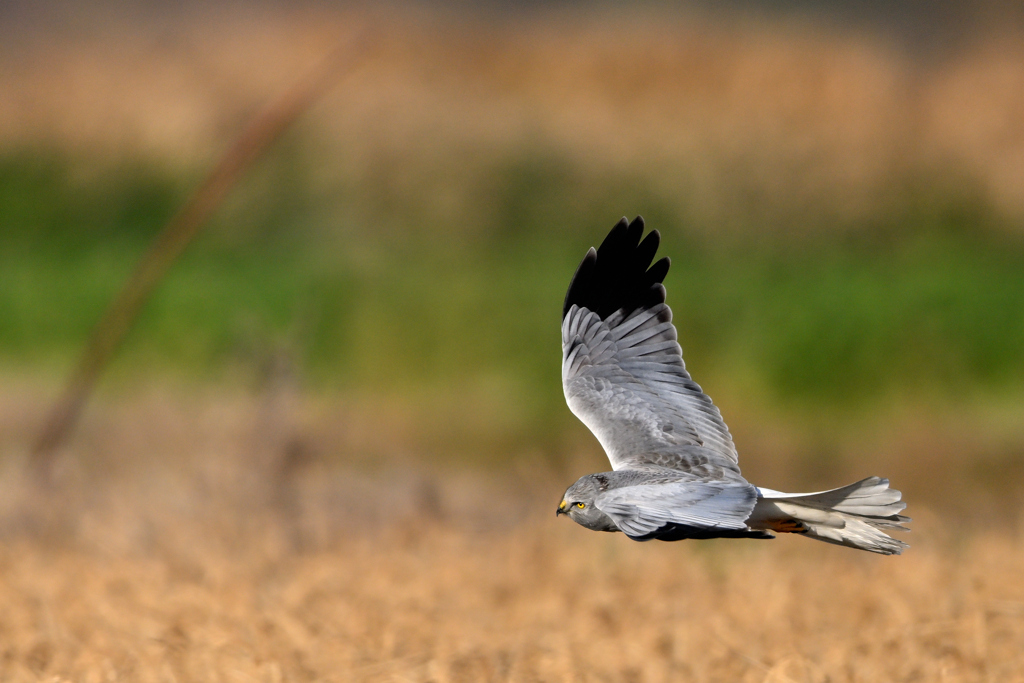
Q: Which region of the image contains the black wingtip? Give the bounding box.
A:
[562,215,670,320]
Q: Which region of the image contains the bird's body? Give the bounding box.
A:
[557,217,909,555]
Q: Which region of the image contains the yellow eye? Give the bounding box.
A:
[576,502,585,509]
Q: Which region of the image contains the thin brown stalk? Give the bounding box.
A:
[30,27,373,483]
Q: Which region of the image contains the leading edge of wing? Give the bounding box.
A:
[596,479,759,541]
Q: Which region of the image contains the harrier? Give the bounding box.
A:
[557,217,909,554]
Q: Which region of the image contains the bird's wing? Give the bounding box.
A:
[595,478,757,540]
[562,216,741,474]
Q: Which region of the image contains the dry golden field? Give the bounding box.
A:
[2,518,1024,683]
[0,386,1022,683]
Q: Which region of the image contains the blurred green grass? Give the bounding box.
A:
[3,144,1024,440]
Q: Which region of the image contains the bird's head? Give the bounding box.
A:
[557,474,618,532]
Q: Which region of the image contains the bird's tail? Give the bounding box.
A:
[747,477,909,555]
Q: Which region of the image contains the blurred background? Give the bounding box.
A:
[2,1,1024,680]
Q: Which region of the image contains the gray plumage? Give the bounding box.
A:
[557,217,909,555]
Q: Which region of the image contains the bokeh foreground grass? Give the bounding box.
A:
[0,383,1021,682]
[1,512,1022,682]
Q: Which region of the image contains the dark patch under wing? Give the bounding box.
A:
[635,523,775,542]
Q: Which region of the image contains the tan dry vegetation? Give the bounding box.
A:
[1,507,1023,682]
[6,6,1024,226]
[1,386,1023,681]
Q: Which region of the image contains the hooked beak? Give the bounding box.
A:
[556,500,567,516]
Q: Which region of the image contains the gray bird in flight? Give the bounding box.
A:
[557,217,909,554]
